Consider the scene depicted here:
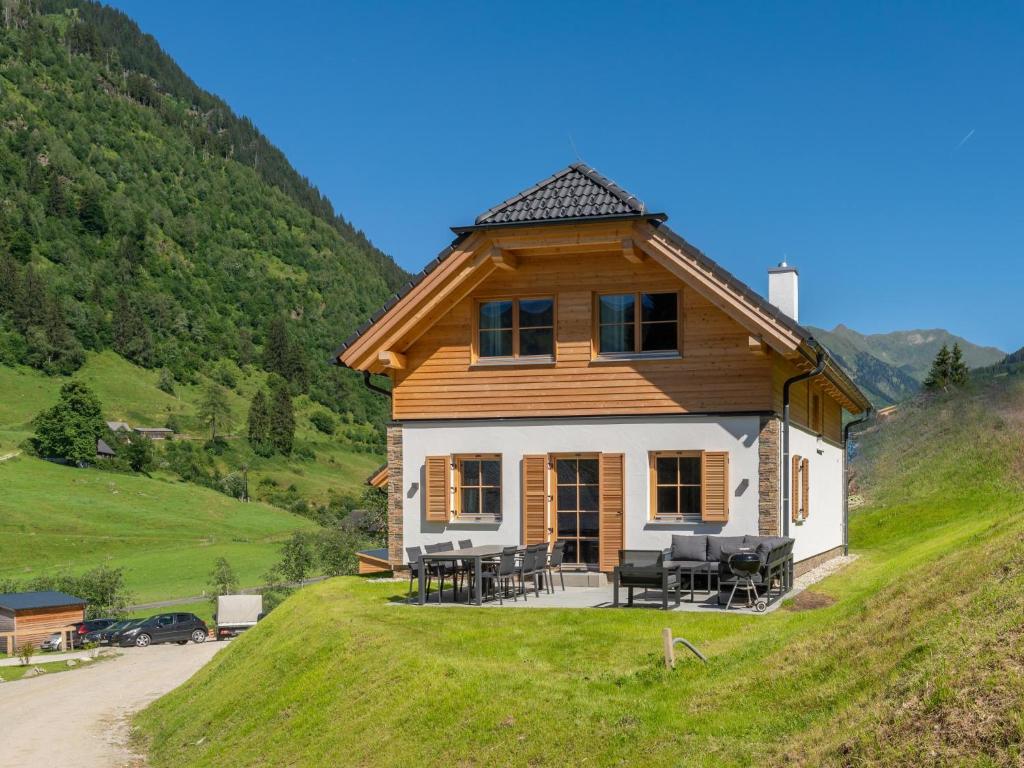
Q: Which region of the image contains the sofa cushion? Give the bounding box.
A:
[707,535,746,563]
[670,535,708,563]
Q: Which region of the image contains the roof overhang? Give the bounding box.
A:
[451,212,666,235]
[334,216,871,413]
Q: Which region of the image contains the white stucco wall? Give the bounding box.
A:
[398,415,765,564]
[786,423,844,562]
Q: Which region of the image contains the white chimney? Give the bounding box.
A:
[768,261,799,321]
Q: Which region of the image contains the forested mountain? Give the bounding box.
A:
[809,324,1005,407]
[0,0,407,431]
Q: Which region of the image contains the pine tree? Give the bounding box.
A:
[269,379,295,455]
[198,382,232,441]
[77,186,108,236]
[46,171,67,217]
[246,389,274,457]
[923,344,952,391]
[262,316,290,378]
[949,342,970,386]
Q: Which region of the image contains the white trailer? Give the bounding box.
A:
[214,594,263,640]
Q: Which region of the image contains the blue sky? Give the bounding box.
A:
[109,1,1023,351]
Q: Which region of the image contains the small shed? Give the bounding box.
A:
[356,548,391,575]
[133,426,174,440]
[0,591,86,654]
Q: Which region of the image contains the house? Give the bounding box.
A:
[0,591,86,654]
[333,164,871,578]
[96,437,117,459]
[106,420,131,432]
[133,426,174,440]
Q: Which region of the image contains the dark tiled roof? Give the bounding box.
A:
[471,163,647,227]
[357,548,389,562]
[0,591,86,611]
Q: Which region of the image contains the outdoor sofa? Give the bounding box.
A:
[662,534,794,607]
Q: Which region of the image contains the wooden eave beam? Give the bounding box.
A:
[622,238,644,263]
[473,246,518,271]
[378,350,406,370]
[632,222,801,356]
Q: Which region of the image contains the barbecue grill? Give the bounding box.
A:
[725,551,768,612]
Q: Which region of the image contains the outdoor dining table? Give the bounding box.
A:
[417,545,508,606]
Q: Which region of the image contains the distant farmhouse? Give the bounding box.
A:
[97,420,175,458]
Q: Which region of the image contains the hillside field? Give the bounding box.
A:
[0,453,316,602]
[134,376,1024,766]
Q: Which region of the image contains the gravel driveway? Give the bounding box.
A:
[0,641,225,767]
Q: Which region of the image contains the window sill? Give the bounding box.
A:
[646,517,705,527]
[469,356,556,370]
[591,351,681,364]
[451,516,503,525]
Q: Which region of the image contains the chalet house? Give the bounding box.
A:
[0,591,86,653]
[334,164,871,578]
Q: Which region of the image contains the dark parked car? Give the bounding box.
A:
[112,612,208,648]
[71,618,117,648]
[84,619,139,645]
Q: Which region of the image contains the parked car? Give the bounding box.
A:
[112,613,208,648]
[85,619,138,645]
[40,632,66,651]
[71,618,117,648]
[214,594,263,640]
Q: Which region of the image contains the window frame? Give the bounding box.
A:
[472,296,556,364]
[648,450,704,521]
[453,453,503,520]
[593,290,683,359]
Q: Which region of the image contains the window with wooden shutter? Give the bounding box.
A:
[700,451,730,523]
[424,455,450,523]
[598,453,624,573]
[801,457,810,519]
[522,455,548,545]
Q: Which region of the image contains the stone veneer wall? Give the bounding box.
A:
[386,423,404,571]
[758,416,781,536]
[794,545,844,577]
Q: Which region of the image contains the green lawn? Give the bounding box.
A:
[0,454,315,602]
[0,652,117,682]
[135,379,1024,766]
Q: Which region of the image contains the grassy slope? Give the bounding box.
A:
[135,379,1024,766]
[0,453,314,602]
[0,351,383,501]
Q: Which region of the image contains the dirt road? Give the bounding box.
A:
[0,641,224,767]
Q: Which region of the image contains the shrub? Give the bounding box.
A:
[309,409,336,435]
[18,641,36,666]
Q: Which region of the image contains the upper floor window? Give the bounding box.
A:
[478,298,554,359]
[597,292,678,355]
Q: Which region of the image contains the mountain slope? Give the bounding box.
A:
[0,3,406,433]
[135,379,1024,766]
[809,324,1005,406]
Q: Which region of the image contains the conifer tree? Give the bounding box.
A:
[269,379,295,455]
[46,171,67,217]
[247,389,274,457]
[949,342,969,386]
[77,186,107,236]
[262,316,290,378]
[198,382,232,441]
[923,344,952,391]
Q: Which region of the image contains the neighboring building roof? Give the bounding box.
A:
[0,591,86,611]
[106,420,131,431]
[367,464,388,488]
[133,426,173,433]
[465,163,658,229]
[96,438,116,457]
[356,548,389,563]
[331,163,871,413]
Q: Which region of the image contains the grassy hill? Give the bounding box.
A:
[0,351,383,504]
[0,454,314,602]
[809,324,1006,406]
[134,379,1024,766]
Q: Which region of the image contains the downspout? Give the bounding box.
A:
[842,408,872,555]
[362,370,393,399]
[781,349,826,538]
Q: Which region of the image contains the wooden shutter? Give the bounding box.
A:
[791,455,802,522]
[701,451,730,523]
[599,453,625,573]
[801,457,810,519]
[424,455,450,523]
[522,455,548,545]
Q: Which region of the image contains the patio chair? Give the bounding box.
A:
[545,541,567,591]
[455,539,474,595]
[532,542,553,594]
[479,550,518,605]
[520,544,547,598]
[516,547,539,599]
[406,546,431,599]
[613,550,681,610]
[424,542,457,603]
